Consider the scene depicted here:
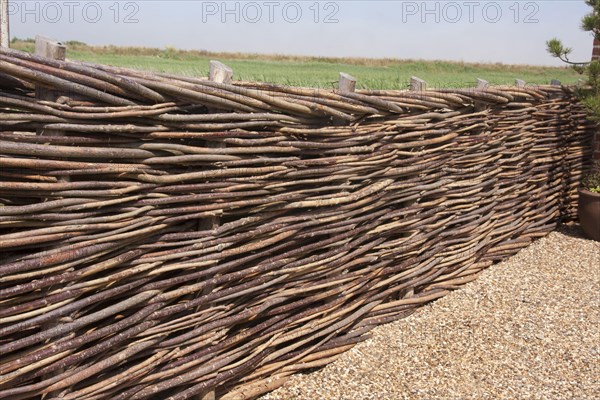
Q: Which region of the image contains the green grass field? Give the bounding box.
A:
[11,39,582,89]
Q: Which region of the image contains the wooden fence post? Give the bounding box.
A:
[198,61,233,232]
[34,35,72,398]
[0,0,9,48]
[35,35,68,179]
[194,62,234,400]
[548,80,562,99]
[474,78,489,112]
[407,74,426,300]
[410,76,426,91]
[476,78,489,90]
[35,35,66,104]
[210,60,233,84]
[35,35,66,126]
[338,72,356,93]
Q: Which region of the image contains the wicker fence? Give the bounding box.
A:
[0,46,595,400]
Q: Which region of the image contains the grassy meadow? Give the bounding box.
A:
[11,39,582,89]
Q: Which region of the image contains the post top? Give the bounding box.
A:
[410,76,427,91]
[339,72,357,93]
[35,35,66,61]
[209,60,233,84]
[476,78,489,90]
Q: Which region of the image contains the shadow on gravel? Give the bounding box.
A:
[557,223,589,240]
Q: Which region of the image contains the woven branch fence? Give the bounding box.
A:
[0,46,595,400]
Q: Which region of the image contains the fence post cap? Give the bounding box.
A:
[339,72,357,93]
[410,76,427,91]
[35,35,66,60]
[209,60,233,84]
[476,78,489,90]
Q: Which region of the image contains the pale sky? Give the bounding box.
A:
[7,1,594,66]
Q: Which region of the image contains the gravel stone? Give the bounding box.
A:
[261,226,600,400]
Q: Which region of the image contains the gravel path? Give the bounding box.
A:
[261,226,600,400]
